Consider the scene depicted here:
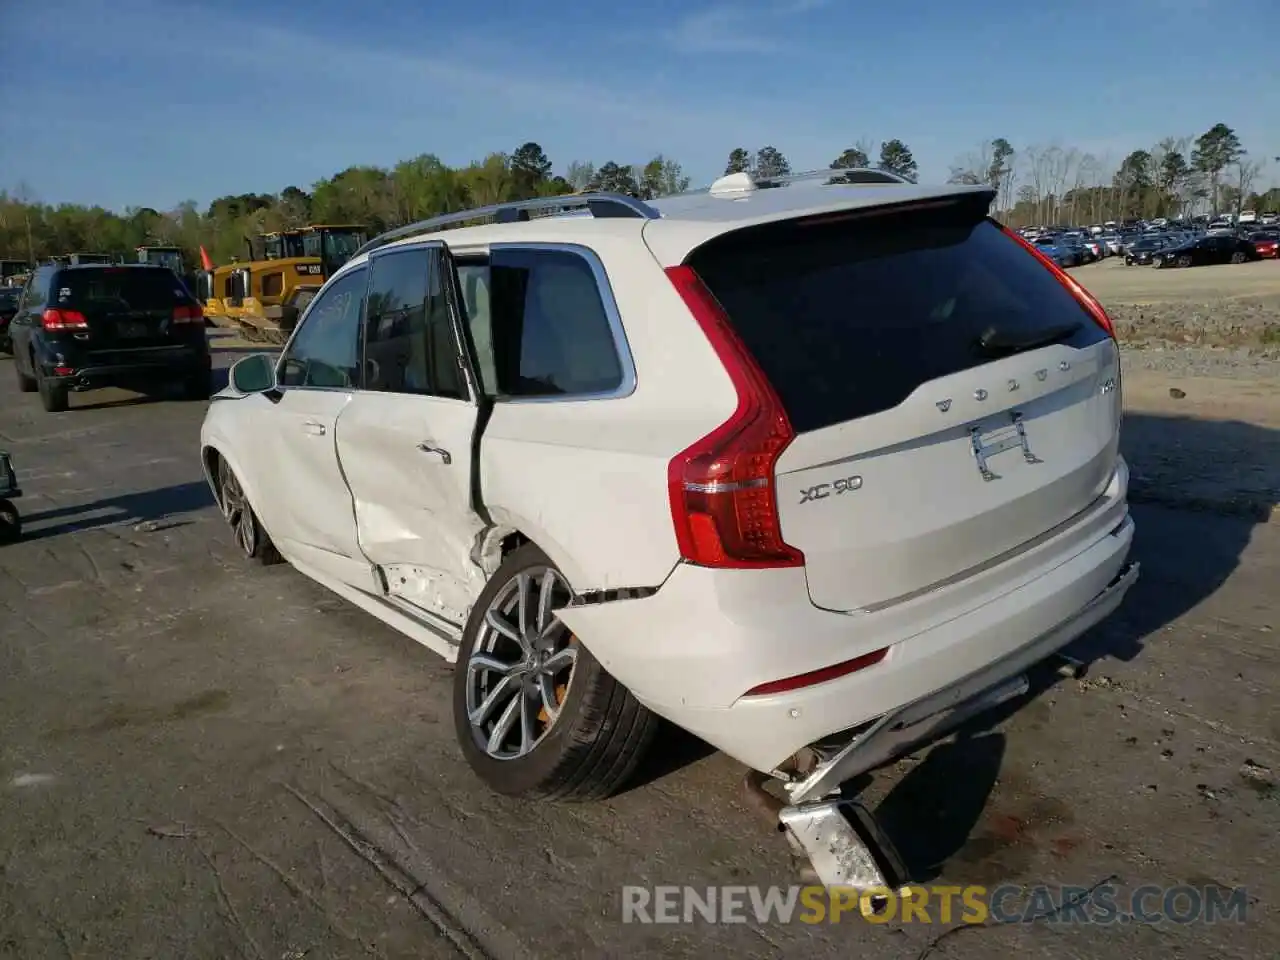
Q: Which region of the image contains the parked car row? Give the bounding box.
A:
[1021,218,1276,270]
[1149,233,1264,269]
[1027,231,1111,268]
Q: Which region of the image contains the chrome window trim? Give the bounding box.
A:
[481,242,637,404]
[271,242,637,404]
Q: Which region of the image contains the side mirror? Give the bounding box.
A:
[229,353,276,394]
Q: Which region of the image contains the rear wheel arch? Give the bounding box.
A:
[201,445,225,502]
[452,540,659,800]
[474,515,591,596]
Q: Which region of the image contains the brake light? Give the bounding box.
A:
[1000,224,1115,338]
[172,304,204,324]
[664,265,803,569]
[41,308,88,331]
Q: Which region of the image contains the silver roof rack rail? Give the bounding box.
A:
[354,192,661,258]
[707,167,909,197]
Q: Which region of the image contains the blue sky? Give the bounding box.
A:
[1,0,1276,211]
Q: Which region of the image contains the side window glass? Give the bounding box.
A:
[456,263,496,397]
[278,268,366,388]
[24,271,48,309]
[364,248,465,399]
[488,248,623,398]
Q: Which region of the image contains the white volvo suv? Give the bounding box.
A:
[200,169,1137,884]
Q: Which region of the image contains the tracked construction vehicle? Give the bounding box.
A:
[196,224,366,344]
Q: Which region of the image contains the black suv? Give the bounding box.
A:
[8,263,211,412]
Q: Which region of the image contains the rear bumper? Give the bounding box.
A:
[41,345,208,388]
[557,461,1136,782]
[786,558,1138,803]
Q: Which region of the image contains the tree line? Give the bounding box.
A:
[0,143,691,268]
[945,123,1279,226]
[1,124,1275,269]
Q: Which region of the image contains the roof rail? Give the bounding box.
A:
[707,166,909,197]
[354,192,661,258]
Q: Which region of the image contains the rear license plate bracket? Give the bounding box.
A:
[970,411,1041,481]
[117,321,147,339]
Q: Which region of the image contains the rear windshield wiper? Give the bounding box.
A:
[975,320,1081,357]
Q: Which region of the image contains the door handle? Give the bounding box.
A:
[416,442,451,464]
[303,420,326,436]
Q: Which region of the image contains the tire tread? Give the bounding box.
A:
[454,543,659,802]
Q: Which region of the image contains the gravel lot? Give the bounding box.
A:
[1079,259,1280,354]
[0,319,1276,959]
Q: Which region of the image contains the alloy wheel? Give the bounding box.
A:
[465,567,578,760]
[218,460,258,557]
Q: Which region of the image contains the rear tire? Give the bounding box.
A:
[0,499,20,543]
[453,543,658,801]
[180,369,212,401]
[216,455,282,565]
[1230,251,1246,264]
[36,364,68,413]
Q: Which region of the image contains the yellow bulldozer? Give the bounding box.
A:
[197,224,367,344]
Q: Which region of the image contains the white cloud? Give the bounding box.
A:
[665,0,832,54]
[666,6,783,54]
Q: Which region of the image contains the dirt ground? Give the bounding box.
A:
[1077,259,1280,351]
[1080,258,1280,305]
[0,336,1277,959]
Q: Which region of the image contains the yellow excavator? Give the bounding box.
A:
[197,224,367,344]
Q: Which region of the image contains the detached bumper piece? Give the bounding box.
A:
[779,800,913,911]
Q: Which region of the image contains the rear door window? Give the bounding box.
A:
[363,247,465,399]
[54,268,194,311]
[480,247,624,398]
[687,204,1108,434]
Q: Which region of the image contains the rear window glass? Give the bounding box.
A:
[54,268,194,311]
[687,206,1107,434]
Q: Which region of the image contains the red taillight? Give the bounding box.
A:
[172,304,203,324]
[743,647,889,697]
[1000,225,1115,338]
[664,265,803,569]
[41,308,88,331]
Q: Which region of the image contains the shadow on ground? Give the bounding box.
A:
[16,480,214,541]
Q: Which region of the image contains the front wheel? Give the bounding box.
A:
[1230,252,1247,264]
[216,456,281,564]
[452,543,658,801]
[1177,255,1192,268]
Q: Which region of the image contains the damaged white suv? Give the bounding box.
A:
[200,169,1137,884]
